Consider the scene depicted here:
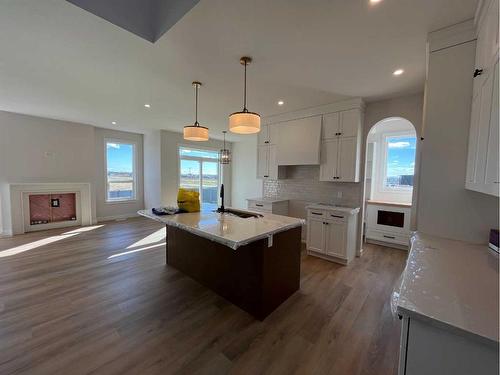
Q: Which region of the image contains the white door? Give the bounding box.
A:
[325,220,346,258]
[307,218,325,253]
[257,145,269,178]
[268,144,278,180]
[340,109,360,138]
[484,60,499,195]
[257,124,269,146]
[320,140,338,181]
[338,137,358,182]
[322,112,340,139]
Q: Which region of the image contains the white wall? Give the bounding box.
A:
[143,130,162,209]
[0,110,145,235]
[231,136,262,209]
[416,37,498,243]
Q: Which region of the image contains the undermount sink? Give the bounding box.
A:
[222,208,263,219]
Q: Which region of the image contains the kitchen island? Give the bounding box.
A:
[138,209,304,320]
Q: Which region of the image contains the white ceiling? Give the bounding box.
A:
[0,0,477,141]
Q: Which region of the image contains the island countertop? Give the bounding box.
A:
[138,209,304,250]
[395,232,499,344]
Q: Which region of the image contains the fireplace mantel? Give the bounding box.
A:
[8,183,94,235]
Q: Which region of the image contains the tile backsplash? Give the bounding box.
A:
[263,165,361,206]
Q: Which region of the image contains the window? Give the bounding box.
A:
[179,146,220,211]
[105,140,136,202]
[383,134,416,190]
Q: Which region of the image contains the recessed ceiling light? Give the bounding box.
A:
[393,69,404,76]
[144,104,151,108]
[278,100,284,106]
[370,0,382,4]
[111,121,117,125]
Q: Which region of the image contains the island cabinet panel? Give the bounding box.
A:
[166,225,302,320]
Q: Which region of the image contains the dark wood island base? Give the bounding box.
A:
[166,225,302,320]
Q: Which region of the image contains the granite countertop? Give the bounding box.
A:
[138,209,304,250]
[246,197,289,203]
[396,232,499,345]
[305,203,360,215]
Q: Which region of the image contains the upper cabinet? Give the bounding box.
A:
[465,0,499,197]
[320,108,362,182]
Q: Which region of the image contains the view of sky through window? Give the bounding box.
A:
[385,136,416,188]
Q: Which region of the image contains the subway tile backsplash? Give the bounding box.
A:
[263,165,361,208]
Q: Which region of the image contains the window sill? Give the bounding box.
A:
[105,199,138,205]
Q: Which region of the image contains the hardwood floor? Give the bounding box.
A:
[0,217,407,375]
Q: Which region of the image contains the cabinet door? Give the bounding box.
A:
[307,218,325,253]
[319,140,338,181]
[268,144,278,180]
[257,145,269,179]
[325,221,346,258]
[338,137,359,182]
[257,124,269,146]
[484,60,499,195]
[322,112,340,139]
[466,93,481,184]
[340,109,361,138]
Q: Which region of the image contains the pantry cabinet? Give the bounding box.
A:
[465,0,499,197]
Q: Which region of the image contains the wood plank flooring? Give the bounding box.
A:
[0,217,407,375]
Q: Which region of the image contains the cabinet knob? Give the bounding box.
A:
[473,68,483,77]
[264,141,269,144]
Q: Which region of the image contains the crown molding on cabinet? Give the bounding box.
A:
[427,19,476,53]
[263,97,365,125]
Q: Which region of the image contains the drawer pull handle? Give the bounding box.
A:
[264,175,269,178]
[311,212,322,215]
[255,204,264,207]
[383,235,396,239]
[331,215,344,219]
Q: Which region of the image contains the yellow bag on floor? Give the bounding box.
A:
[177,188,200,212]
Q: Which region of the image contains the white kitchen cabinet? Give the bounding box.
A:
[247,198,289,215]
[465,0,499,197]
[307,217,325,253]
[306,205,359,265]
[325,219,346,258]
[319,136,360,182]
[257,124,271,146]
[322,109,361,140]
[257,144,284,180]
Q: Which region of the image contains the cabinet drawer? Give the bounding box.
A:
[325,212,347,222]
[366,228,409,246]
[307,209,326,218]
[248,201,272,211]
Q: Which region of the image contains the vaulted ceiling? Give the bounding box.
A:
[0,0,478,140]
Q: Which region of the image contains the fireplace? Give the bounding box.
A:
[6,183,93,235]
[29,193,77,225]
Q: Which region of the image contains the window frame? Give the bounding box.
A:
[104,138,138,203]
[379,131,416,194]
[177,144,222,209]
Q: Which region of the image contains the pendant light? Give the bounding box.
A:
[184,81,209,141]
[219,131,231,164]
[229,56,261,134]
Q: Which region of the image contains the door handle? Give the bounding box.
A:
[473,68,483,77]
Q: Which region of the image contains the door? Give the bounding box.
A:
[484,60,499,195]
[340,109,360,138]
[325,220,346,258]
[307,218,325,253]
[338,137,358,182]
[320,139,338,181]
[257,145,269,178]
[201,161,219,211]
[268,144,278,180]
[322,112,340,139]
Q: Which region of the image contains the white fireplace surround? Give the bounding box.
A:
[8,183,94,235]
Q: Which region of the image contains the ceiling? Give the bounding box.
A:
[0,0,477,141]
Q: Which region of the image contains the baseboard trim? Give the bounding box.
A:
[97,212,141,222]
[365,238,409,251]
[0,230,13,238]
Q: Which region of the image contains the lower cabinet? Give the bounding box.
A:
[306,206,359,265]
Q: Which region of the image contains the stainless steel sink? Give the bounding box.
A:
[221,208,263,219]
